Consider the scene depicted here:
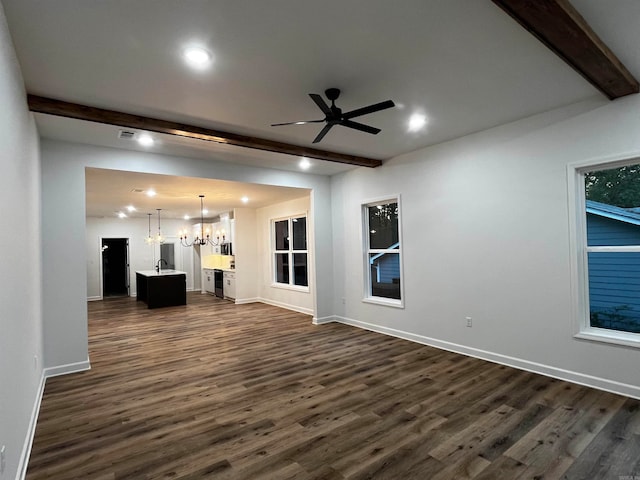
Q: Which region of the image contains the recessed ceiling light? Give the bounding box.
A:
[299,158,311,170]
[241,196,249,204]
[126,205,136,212]
[408,113,427,132]
[137,133,154,147]
[202,209,209,215]
[117,212,127,219]
[183,46,212,70]
[183,215,190,220]
[146,189,156,197]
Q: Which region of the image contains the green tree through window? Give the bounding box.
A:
[585,163,640,208]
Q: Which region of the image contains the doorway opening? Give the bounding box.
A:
[102,238,130,297]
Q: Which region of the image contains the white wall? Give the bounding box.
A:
[331,95,640,398]
[86,216,197,299]
[0,3,44,479]
[39,140,333,374]
[233,207,259,302]
[256,196,314,315]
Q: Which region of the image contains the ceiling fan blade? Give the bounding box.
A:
[312,123,334,143]
[271,119,325,127]
[342,100,395,120]
[309,93,332,116]
[340,120,381,135]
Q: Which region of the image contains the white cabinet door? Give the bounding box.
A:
[223,272,236,300]
[203,269,214,293]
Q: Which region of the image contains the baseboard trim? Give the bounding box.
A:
[258,297,313,316]
[313,315,336,325]
[234,297,260,305]
[16,372,46,480]
[235,297,313,317]
[43,359,91,379]
[87,296,102,302]
[333,315,640,400]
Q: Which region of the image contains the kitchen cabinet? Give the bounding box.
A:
[136,270,186,308]
[203,268,215,294]
[213,216,232,247]
[223,271,236,300]
[229,218,235,245]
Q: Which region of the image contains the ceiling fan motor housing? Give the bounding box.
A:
[325,88,341,102]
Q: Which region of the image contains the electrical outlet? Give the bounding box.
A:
[1,444,6,474]
[466,316,472,327]
[34,355,38,370]
[342,297,346,305]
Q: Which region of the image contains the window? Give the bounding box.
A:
[363,197,403,306]
[273,216,308,289]
[572,159,640,346]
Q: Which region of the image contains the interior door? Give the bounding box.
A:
[102,238,129,297]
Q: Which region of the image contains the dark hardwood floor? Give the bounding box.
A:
[27,292,640,479]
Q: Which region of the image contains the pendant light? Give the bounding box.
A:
[155,209,165,244]
[180,195,223,247]
[145,213,154,244]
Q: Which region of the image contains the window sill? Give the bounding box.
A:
[270,283,310,294]
[574,328,640,349]
[362,296,404,309]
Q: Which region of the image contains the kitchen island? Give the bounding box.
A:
[136,270,187,309]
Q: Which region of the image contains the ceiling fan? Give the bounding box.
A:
[271,88,395,144]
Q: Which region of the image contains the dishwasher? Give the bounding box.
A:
[214,269,224,298]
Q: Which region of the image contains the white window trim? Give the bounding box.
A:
[568,152,640,348]
[271,214,310,293]
[361,194,404,308]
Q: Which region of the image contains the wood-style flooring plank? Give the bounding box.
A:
[26,293,640,479]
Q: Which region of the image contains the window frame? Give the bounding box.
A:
[271,214,309,292]
[361,195,404,308]
[568,154,640,348]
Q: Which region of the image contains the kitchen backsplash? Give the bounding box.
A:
[202,254,235,269]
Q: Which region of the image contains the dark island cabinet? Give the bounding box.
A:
[136,271,187,309]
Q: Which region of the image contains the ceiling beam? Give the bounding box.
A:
[491,0,639,100]
[27,95,383,168]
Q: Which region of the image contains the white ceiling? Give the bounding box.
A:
[3,0,639,216]
[85,168,310,219]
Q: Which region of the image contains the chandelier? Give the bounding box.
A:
[180,195,225,247]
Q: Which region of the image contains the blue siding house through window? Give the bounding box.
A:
[369,242,401,300]
[586,201,640,333]
[372,253,400,283]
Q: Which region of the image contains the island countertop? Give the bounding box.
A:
[136,269,187,277]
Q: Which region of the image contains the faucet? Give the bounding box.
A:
[156,258,168,273]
